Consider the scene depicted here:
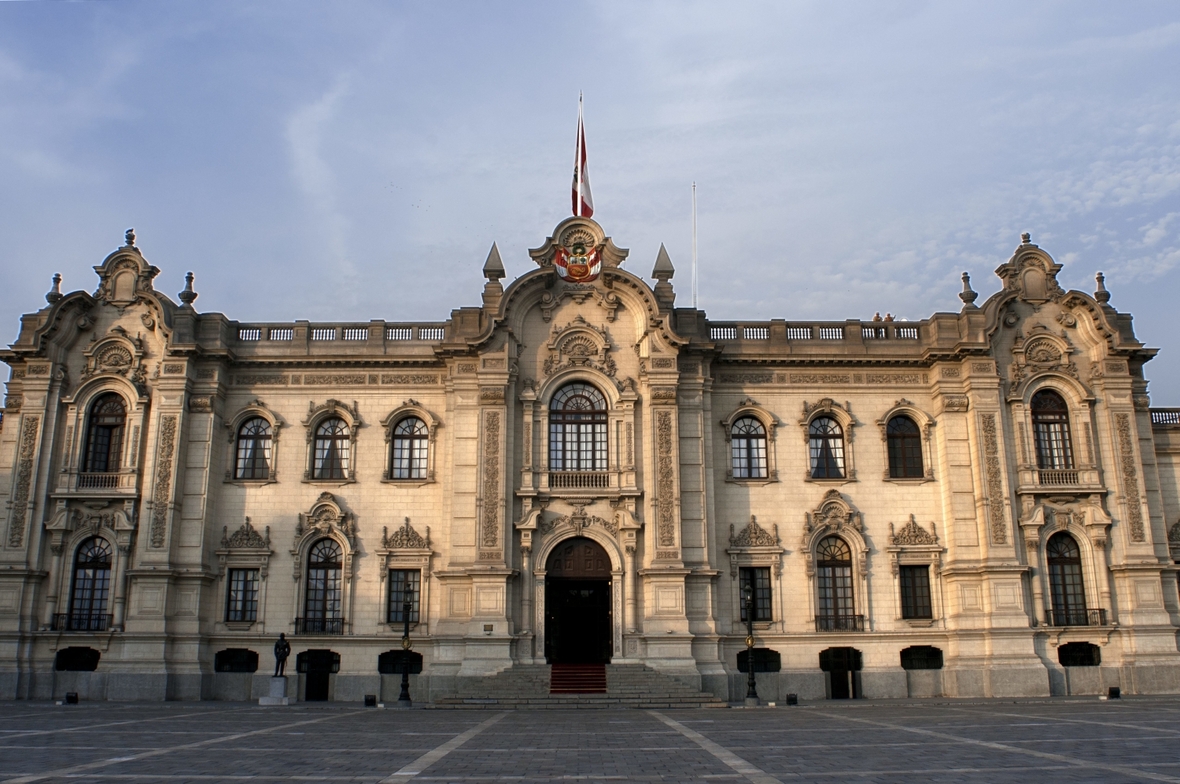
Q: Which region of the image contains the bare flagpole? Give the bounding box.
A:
[692,182,698,309]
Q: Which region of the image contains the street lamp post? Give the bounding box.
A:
[743,585,759,707]
[396,587,413,709]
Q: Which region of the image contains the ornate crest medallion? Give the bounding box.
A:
[554,240,602,283]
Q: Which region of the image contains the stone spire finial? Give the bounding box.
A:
[45,273,62,304]
[1020,231,1031,245]
[652,243,675,281]
[959,272,978,309]
[178,271,198,307]
[125,228,136,247]
[483,242,505,281]
[1094,271,1110,305]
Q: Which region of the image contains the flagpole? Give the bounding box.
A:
[692,182,698,309]
[576,94,584,217]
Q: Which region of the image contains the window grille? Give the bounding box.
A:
[304,539,343,627]
[1032,390,1074,470]
[386,327,412,340]
[816,536,855,626]
[310,328,336,341]
[341,327,368,341]
[418,327,445,340]
[809,416,845,478]
[549,383,608,472]
[1047,533,1087,626]
[739,567,772,622]
[786,326,813,340]
[387,569,421,624]
[391,417,428,479]
[743,327,769,340]
[313,418,350,479]
[896,326,919,339]
[268,328,294,341]
[225,570,260,623]
[818,327,844,340]
[69,538,112,630]
[234,418,272,480]
[886,415,924,478]
[899,565,932,619]
[730,417,768,479]
[83,393,126,474]
[238,328,261,341]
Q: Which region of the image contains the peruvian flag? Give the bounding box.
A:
[571,95,594,217]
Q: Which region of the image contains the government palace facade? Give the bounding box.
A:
[2,216,1180,703]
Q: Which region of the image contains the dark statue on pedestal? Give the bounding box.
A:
[273,633,290,677]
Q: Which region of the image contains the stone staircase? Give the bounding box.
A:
[433,663,727,709]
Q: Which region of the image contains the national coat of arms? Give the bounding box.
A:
[554,240,602,283]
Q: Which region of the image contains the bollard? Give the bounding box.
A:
[364,694,377,707]
[65,692,79,705]
[1108,687,1120,700]
[785,693,798,706]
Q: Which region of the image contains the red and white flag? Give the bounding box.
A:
[571,95,594,218]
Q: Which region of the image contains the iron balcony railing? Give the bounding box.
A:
[1038,469,1080,486]
[815,614,865,632]
[77,473,119,490]
[51,613,112,632]
[1049,608,1107,627]
[548,471,611,489]
[295,617,345,635]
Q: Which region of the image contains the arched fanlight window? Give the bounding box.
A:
[816,536,856,630]
[302,538,343,633]
[391,417,428,480]
[82,393,126,473]
[68,537,112,631]
[809,417,845,479]
[1031,390,1074,470]
[313,418,350,480]
[549,383,608,471]
[1047,532,1087,626]
[731,416,767,479]
[235,417,273,480]
[886,415,923,478]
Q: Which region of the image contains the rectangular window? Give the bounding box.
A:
[899,565,932,619]
[738,567,772,622]
[226,569,260,622]
[387,569,421,624]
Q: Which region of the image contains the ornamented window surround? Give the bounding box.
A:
[1019,500,1112,627]
[380,400,441,485]
[721,399,779,484]
[876,401,935,483]
[290,492,357,633]
[799,399,857,483]
[43,508,135,631]
[301,399,362,484]
[215,517,273,631]
[885,515,945,626]
[800,490,870,628]
[57,379,149,497]
[726,516,785,631]
[1010,380,1101,494]
[376,517,434,634]
[223,400,283,485]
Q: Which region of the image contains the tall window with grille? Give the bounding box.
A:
[234,418,272,480]
[886,415,923,478]
[303,539,342,632]
[899,565,932,619]
[809,417,845,479]
[1031,390,1074,469]
[313,418,350,480]
[69,538,112,630]
[83,393,126,473]
[387,569,421,624]
[390,417,428,479]
[1047,532,1087,626]
[548,383,608,471]
[816,536,855,628]
[731,417,768,479]
[738,566,772,622]
[225,568,260,622]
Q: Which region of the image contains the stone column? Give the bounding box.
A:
[520,545,532,634]
[1025,537,1046,626]
[42,541,65,628]
[624,544,636,632]
[112,542,131,629]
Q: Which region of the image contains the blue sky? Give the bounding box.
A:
[3,1,1180,401]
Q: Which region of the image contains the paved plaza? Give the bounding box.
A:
[0,698,1178,783]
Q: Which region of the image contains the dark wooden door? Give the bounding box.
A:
[305,671,330,701]
[545,579,611,664]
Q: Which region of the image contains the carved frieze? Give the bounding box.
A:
[980,414,1007,544]
[1115,413,1146,542]
[656,410,676,548]
[149,415,177,548]
[481,410,502,550]
[6,416,39,548]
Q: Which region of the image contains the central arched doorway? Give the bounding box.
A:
[545,537,612,664]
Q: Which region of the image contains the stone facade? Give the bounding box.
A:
[1,219,1178,702]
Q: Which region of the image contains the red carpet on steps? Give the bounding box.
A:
[550,664,607,694]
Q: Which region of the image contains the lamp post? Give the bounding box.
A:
[396,587,413,709]
[743,584,759,707]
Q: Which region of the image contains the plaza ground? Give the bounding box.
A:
[0,697,1178,783]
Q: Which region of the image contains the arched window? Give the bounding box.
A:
[809,417,845,479]
[886,415,923,478]
[302,538,343,634]
[82,393,126,473]
[731,417,767,479]
[235,418,272,480]
[68,537,112,631]
[816,536,858,630]
[1047,532,1087,626]
[1032,390,1073,470]
[549,383,608,471]
[391,417,428,480]
[313,418,350,480]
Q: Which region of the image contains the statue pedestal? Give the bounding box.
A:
[259,676,290,706]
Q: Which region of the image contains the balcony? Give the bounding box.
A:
[51,613,112,632]
[547,471,611,490]
[295,617,344,635]
[1038,469,1079,486]
[77,472,119,490]
[1049,608,1107,627]
[1016,465,1102,494]
[815,614,865,632]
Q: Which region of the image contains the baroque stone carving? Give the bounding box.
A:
[718,373,774,384]
[543,316,617,378]
[865,373,924,384]
[481,410,501,550]
[295,492,357,545]
[942,395,969,413]
[150,415,178,548]
[539,508,617,537]
[382,374,440,384]
[1116,413,1146,542]
[7,416,39,548]
[383,517,430,550]
[3,396,21,412]
[890,515,938,546]
[802,490,863,540]
[221,518,270,549]
[729,516,779,547]
[236,375,287,385]
[162,363,185,375]
[304,374,366,385]
[980,414,1007,544]
[656,410,676,548]
[791,373,851,384]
